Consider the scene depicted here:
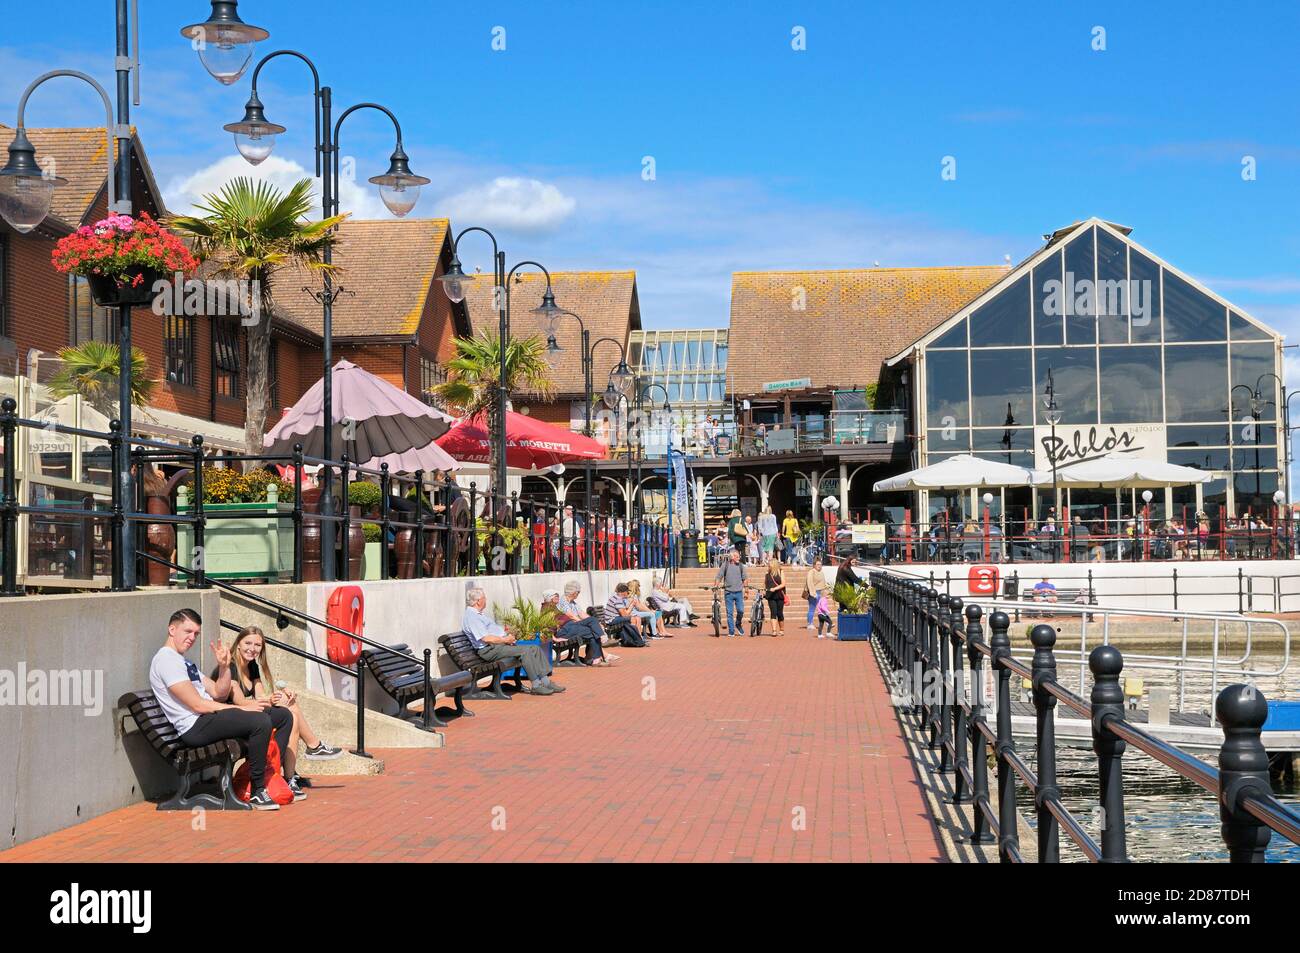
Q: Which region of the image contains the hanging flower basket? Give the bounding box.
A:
[51,212,197,308]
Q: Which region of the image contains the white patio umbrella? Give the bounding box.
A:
[1050,453,1212,488]
[873,453,1046,492]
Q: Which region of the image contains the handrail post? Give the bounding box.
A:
[1089,645,1129,862]
[339,453,351,582]
[0,398,21,597]
[1216,684,1273,862]
[412,469,425,580]
[292,444,304,584]
[510,490,519,573]
[966,604,991,842]
[1030,622,1061,862]
[191,436,207,590]
[934,592,951,757]
[989,609,1020,863]
[379,463,391,581]
[108,420,125,590]
[908,583,922,715]
[353,656,371,759]
[468,482,479,576]
[422,647,433,731]
[949,595,967,800]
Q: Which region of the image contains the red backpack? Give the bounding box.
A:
[232,738,295,805]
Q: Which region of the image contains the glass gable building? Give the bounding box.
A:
[894,219,1284,525]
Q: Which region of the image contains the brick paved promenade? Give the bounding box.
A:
[2,623,943,863]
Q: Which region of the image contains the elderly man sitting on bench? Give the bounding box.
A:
[549,582,620,667]
[650,576,695,627]
[463,588,566,696]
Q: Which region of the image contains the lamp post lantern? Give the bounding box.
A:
[438,233,559,504]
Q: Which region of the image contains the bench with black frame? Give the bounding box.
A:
[122,690,250,812]
[1019,586,1095,620]
[550,631,584,667]
[646,594,685,626]
[360,643,475,729]
[438,632,510,700]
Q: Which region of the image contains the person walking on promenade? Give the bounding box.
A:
[714,549,752,637]
[804,557,828,631]
[758,506,779,562]
[764,557,787,636]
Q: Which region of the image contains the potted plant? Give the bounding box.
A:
[494,597,560,679]
[361,522,384,580]
[475,517,530,574]
[176,467,295,581]
[833,581,875,640]
[52,212,198,307]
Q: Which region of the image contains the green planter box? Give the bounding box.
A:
[175,489,295,581]
[363,540,383,580]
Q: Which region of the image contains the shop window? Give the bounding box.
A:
[930,318,967,349]
[970,348,1032,426]
[1098,345,1162,423]
[1128,249,1162,343]
[1035,346,1097,425]
[925,350,969,429]
[164,313,194,387]
[969,275,1031,347]
[1064,227,1097,345]
[1229,342,1277,419]
[1096,228,1129,344]
[214,319,241,398]
[1033,251,1064,346]
[1163,344,1228,423]
[1166,424,1232,447]
[1230,312,1271,341]
[69,275,116,344]
[1163,270,1226,342]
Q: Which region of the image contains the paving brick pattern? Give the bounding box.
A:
[2,624,943,863]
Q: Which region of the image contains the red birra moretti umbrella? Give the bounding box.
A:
[436,410,607,470]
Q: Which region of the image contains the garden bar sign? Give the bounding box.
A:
[762,377,811,393]
[1033,423,1167,471]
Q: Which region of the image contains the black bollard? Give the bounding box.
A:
[1030,623,1061,863]
[965,604,991,842]
[1089,644,1129,862]
[1216,684,1273,863]
[989,609,1020,863]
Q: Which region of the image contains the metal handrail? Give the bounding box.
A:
[871,569,1300,863]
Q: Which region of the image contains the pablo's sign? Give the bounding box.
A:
[1033,423,1166,470]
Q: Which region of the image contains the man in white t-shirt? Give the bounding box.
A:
[148,608,296,810]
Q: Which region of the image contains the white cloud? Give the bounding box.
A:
[441,176,576,233]
[164,154,393,221]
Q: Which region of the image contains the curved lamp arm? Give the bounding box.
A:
[247,50,322,174]
[332,101,404,217]
[13,70,124,213]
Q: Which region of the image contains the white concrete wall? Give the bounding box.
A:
[0,588,222,850]
[873,559,1299,614]
[298,569,656,702]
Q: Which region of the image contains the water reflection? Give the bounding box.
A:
[1017,746,1299,862]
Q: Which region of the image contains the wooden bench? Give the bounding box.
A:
[122,690,250,811]
[647,595,685,626]
[360,643,475,729]
[438,632,510,700]
[551,632,584,667]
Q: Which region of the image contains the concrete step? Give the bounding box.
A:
[294,689,445,753]
[294,749,384,778]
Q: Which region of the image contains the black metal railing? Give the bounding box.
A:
[869,569,1300,862]
[0,398,672,595]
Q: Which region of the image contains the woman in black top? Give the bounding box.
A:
[228,626,344,790]
[763,557,787,636]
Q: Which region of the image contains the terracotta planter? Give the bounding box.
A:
[301,487,322,582]
[86,266,164,307]
[143,495,174,586]
[346,504,365,579]
[394,529,416,578]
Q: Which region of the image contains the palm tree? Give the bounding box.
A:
[48,341,157,417]
[432,332,555,492]
[169,178,345,458]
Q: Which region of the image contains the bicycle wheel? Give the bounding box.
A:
[750,597,764,638]
[711,594,722,638]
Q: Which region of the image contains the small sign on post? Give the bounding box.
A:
[762,377,811,393]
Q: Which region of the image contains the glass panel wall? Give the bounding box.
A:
[919,225,1281,517]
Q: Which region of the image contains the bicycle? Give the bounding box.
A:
[707,585,723,638]
[749,587,765,638]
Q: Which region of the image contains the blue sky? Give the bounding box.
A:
[4,1,1300,350]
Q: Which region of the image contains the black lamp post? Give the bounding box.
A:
[1233,373,1283,512]
[1042,367,1063,541]
[222,52,428,582]
[0,2,267,590]
[439,236,561,503]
